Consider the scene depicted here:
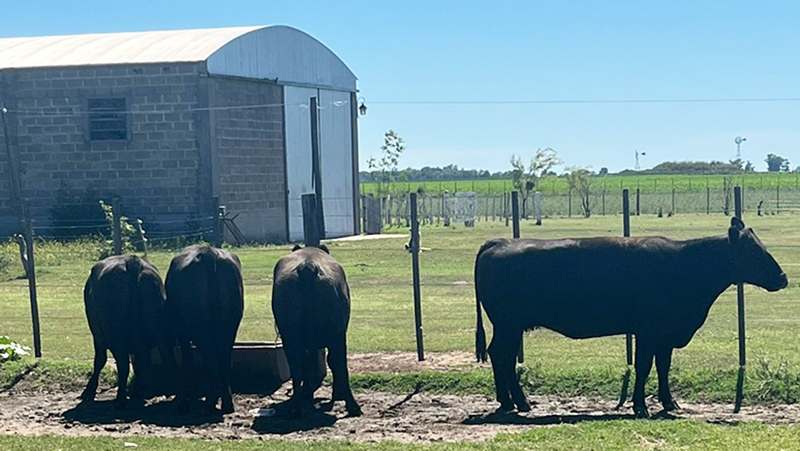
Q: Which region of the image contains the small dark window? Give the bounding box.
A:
[88,98,127,141]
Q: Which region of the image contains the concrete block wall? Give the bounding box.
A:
[0,63,205,235]
[210,77,287,242]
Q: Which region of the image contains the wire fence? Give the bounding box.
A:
[2,193,800,375]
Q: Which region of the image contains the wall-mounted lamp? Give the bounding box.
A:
[357,97,367,116]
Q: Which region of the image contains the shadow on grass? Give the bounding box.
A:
[0,361,39,392]
[251,398,339,434]
[62,398,223,427]
[464,407,690,426]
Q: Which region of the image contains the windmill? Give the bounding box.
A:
[734,136,746,159]
[635,151,646,170]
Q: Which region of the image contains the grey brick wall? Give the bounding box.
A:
[0,63,205,235]
[210,77,287,242]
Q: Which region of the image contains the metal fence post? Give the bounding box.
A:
[216,205,226,248]
[734,186,746,413]
[409,193,425,361]
[511,191,523,363]
[112,197,122,255]
[24,210,42,358]
[617,189,632,408]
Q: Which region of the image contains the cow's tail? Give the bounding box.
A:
[474,241,499,363]
[297,260,320,342]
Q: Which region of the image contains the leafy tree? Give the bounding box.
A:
[367,130,405,194]
[598,167,609,176]
[765,154,789,172]
[510,148,560,217]
[565,167,595,218]
[744,161,755,173]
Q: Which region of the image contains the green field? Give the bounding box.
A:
[361,172,800,195]
[3,214,800,404]
[6,421,800,451]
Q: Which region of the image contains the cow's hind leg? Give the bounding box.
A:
[489,328,529,412]
[283,339,307,418]
[328,333,361,417]
[219,344,235,414]
[110,348,131,409]
[81,337,107,401]
[632,336,655,419]
[487,334,512,411]
[656,346,679,412]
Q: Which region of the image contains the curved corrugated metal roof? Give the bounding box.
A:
[0,26,264,69]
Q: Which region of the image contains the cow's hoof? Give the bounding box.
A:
[496,402,515,413]
[221,403,235,415]
[662,400,680,412]
[346,404,363,417]
[79,390,95,402]
[516,401,532,413]
[633,406,650,419]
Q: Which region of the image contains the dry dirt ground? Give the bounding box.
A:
[3,352,800,444]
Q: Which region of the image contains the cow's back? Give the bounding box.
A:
[85,255,166,352]
[476,236,686,338]
[165,245,244,341]
[272,247,351,340]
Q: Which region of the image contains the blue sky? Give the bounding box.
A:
[2,0,798,173]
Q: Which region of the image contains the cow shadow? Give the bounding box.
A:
[62,397,223,428]
[250,398,338,434]
[462,409,673,426]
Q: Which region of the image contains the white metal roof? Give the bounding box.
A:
[0,26,357,91]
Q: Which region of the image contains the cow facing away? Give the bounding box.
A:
[165,245,244,414]
[82,255,169,408]
[272,245,362,417]
[475,217,787,418]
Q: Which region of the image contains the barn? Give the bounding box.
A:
[0,25,361,242]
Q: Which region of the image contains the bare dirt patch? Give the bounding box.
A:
[348,351,478,373]
[3,384,800,443]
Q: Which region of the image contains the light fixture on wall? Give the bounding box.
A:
[357,97,367,116]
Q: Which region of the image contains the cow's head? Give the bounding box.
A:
[729,217,788,292]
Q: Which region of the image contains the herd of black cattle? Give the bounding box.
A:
[80,217,787,420]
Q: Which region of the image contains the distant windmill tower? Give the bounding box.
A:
[635,150,646,170]
[734,136,746,159]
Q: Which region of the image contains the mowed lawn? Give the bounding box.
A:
[2,213,800,398]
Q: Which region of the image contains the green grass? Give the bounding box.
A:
[7,421,800,450]
[3,214,800,404]
[361,172,800,195]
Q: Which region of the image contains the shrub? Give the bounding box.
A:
[0,336,30,364]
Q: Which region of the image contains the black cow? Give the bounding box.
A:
[82,255,168,408]
[272,245,362,417]
[475,218,787,417]
[165,245,244,414]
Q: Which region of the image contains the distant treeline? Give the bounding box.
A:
[359,164,514,183]
[360,161,760,183]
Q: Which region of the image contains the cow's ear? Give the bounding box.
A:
[731,217,745,231]
[292,244,302,252]
[318,244,330,254]
[729,226,740,244]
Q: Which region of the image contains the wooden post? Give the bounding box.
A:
[24,211,42,358]
[302,193,321,247]
[568,188,572,217]
[706,187,710,214]
[734,186,746,413]
[635,188,640,216]
[504,192,509,227]
[112,197,122,256]
[671,188,676,215]
[310,97,325,238]
[215,204,226,248]
[409,193,425,361]
[617,189,632,408]
[602,189,606,216]
[511,191,523,363]
[135,219,148,257]
[1,106,23,229]
[776,184,780,214]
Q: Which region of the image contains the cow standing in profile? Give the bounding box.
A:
[82,255,169,408]
[272,245,362,418]
[475,218,787,418]
[165,245,243,414]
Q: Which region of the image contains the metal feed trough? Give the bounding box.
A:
[140,341,325,396]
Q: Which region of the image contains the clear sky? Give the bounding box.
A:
[2,0,798,173]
